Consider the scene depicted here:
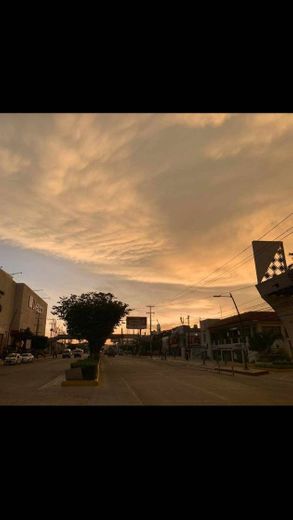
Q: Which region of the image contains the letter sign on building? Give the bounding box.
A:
[28,295,43,314]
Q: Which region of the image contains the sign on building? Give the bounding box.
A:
[126,317,147,330]
[28,295,44,314]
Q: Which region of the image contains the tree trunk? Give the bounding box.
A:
[88,339,104,360]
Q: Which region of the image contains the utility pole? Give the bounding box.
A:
[213,292,247,371]
[228,292,247,370]
[186,315,190,357]
[49,318,56,335]
[146,306,155,358]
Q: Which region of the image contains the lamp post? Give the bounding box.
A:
[120,320,125,352]
[213,293,248,370]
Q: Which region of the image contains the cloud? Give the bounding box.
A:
[0,113,292,327]
[160,113,231,128]
[204,113,293,159]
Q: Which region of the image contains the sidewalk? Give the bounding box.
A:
[150,356,269,376]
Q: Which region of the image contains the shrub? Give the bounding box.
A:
[71,359,98,380]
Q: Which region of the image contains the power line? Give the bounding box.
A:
[189,214,293,287]
[156,218,293,307]
[220,305,273,320]
[203,225,293,285]
[228,284,256,292]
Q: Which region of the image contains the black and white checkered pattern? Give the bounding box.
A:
[262,247,287,281]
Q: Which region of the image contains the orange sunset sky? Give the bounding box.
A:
[0,113,292,335]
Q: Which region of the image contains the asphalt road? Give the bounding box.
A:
[1,354,293,405]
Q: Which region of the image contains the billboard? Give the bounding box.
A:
[126,317,147,330]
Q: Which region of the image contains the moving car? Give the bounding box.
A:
[72,348,83,358]
[62,349,73,358]
[4,353,22,365]
[21,352,34,363]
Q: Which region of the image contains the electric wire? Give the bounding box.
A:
[156,219,293,307]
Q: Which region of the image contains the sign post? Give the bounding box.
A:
[126,317,147,356]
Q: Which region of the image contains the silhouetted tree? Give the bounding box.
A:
[52,292,130,359]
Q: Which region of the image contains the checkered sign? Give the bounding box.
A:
[262,247,287,281]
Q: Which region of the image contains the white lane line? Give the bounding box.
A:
[121,377,143,405]
[39,375,65,390]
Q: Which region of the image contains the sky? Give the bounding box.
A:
[0,113,292,336]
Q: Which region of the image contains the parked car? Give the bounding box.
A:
[62,349,73,358]
[4,353,22,365]
[21,352,34,363]
[72,348,83,358]
[32,350,46,359]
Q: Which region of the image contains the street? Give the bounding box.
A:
[1,354,293,405]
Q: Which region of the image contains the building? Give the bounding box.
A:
[163,324,201,359]
[200,311,285,363]
[0,268,48,354]
[200,318,221,359]
[252,240,293,358]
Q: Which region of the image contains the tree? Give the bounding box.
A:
[249,330,283,356]
[31,335,49,354]
[52,292,130,359]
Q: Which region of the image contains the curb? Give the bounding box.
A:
[61,359,101,387]
[211,367,269,376]
[151,358,270,376]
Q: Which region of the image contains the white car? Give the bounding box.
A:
[21,352,34,363]
[62,349,73,358]
[4,353,23,365]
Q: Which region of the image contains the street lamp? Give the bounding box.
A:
[119,320,126,351]
[213,293,248,370]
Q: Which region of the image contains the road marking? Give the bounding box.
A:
[120,377,143,405]
[39,375,65,390]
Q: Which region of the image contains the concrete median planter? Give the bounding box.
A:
[62,361,100,387]
[65,367,83,381]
